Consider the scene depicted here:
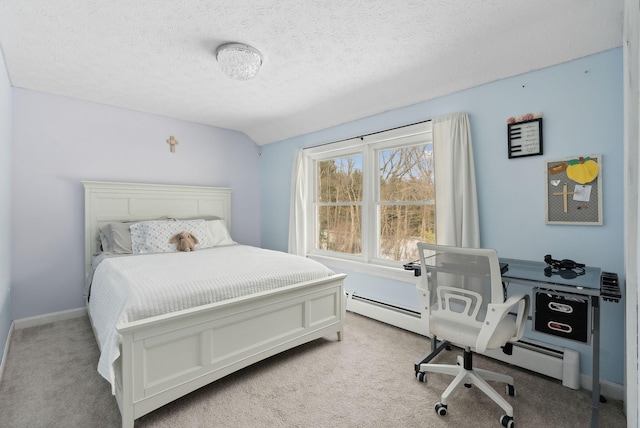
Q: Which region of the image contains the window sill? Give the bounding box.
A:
[307,254,418,284]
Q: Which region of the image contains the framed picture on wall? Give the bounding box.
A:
[508,118,543,158]
[544,154,602,225]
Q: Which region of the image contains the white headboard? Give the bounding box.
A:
[82,181,232,278]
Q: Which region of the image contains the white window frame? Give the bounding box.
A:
[304,122,433,280]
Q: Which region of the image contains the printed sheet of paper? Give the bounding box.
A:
[573,185,592,202]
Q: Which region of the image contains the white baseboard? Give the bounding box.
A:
[583,375,624,401]
[0,321,14,384]
[13,307,87,330]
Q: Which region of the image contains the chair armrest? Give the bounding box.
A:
[476,294,530,353]
[503,294,530,341]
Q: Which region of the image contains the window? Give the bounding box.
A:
[317,155,363,254]
[306,122,434,266]
[377,144,435,261]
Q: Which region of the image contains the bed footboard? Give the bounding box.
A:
[114,274,346,428]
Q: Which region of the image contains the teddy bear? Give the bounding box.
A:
[169,231,199,252]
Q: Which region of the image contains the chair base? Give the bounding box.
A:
[419,348,515,417]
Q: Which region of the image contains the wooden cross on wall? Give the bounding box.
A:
[553,182,578,213]
[167,136,179,153]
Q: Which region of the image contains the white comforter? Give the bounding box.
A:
[88,245,335,392]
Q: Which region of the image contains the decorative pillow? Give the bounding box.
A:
[205,219,236,246]
[130,220,215,254]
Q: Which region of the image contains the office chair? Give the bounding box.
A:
[415,243,530,428]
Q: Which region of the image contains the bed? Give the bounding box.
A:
[82,181,346,428]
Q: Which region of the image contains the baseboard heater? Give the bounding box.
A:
[345,292,580,390]
[345,292,428,336]
[483,339,580,390]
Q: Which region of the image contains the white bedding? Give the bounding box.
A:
[88,245,335,392]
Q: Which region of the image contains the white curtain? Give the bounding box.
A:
[288,149,308,256]
[433,112,480,248]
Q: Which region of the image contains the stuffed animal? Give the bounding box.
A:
[169,231,199,252]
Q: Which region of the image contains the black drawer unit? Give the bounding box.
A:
[534,289,591,343]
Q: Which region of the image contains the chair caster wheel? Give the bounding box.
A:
[416,371,427,382]
[435,402,448,416]
[500,415,514,428]
[506,384,516,396]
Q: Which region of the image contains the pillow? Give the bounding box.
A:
[130,219,215,254]
[98,221,137,254]
[98,229,111,253]
[205,219,236,246]
[98,217,168,254]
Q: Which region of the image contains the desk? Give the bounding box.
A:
[500,258,604,428]
[412,257,620,428]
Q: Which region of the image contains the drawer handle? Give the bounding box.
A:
[547,321,573,333]
[548,302,574,313]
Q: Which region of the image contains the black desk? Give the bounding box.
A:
[412,257,620,428]
[499,258,604,428]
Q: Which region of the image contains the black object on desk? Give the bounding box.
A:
[403,260,509,276]
[600,272,622,302]
[403,260,422,276]
[534,290,590,343]
[543,254,586,279]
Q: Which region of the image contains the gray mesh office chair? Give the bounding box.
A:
[415,243,530,428]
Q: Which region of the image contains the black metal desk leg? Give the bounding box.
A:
[591,296,600,428]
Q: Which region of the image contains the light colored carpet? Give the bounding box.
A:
[0,312,626,427]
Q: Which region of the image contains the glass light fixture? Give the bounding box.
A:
[216,43,263,80]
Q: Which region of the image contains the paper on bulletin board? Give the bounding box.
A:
[573,185,591,202]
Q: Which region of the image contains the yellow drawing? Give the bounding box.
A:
[566,156,599,184]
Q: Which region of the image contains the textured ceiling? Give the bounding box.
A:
[0,0,624,145]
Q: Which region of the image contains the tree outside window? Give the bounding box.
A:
[312,126,434,264]
[377,144,435,261]
[317,155,362,254]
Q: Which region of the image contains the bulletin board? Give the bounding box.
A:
[545,155,602,225]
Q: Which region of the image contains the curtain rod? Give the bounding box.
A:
[302,119,432,151]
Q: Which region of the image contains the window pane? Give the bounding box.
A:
[379,144,433,202]
[379,204,435,261]
[318,156,363,203]
[318,205,361,254]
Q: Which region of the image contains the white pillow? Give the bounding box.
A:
[130,219,214,254]
[205,219,236,246]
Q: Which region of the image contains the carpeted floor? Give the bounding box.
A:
[0,312,627,427]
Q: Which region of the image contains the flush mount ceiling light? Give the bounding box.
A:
[216,43,263,80]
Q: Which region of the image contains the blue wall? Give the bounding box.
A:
[260,48,624,384]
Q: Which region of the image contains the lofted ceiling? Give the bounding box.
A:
[0,0,624,145]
